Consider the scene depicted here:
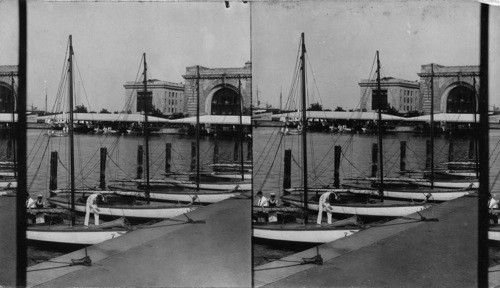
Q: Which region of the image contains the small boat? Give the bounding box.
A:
[156,178,251,191]
[253,216,360,243]
[27,217,129,245]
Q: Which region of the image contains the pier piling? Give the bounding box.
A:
[400,141,406,172]
[99,147,106,190]
[213,141,219,164]
[426,140,431,170]
[165,143,172,173]
[468,140,475,160]
[234,142,239,162]
[247,141,252,161]
[283,149,292,190]
[448,140,454,164]
[136,145,143,179]
[334,145,341,188]
[49,151,58,190]
[191,142,196,171]
[371,143,378,178]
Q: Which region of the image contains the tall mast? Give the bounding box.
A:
[473,76,479,178]
[238,76,245,181]
[376,51,384,201]
[430,64,434,189]
[280,86,282,111]
[143,53,150,203]
[196,65,200,191]
[300,32,308,224]
[68,35,76,225]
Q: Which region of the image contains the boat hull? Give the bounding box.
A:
[114,190,241,204]
[253,224,358,243]
[281,195,431,217]
[165,179,251,191]
[48,197,197,219]
[27,225,127,245]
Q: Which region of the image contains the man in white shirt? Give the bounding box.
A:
[256,191,268,207]
[489,194,499,224]
[317,192,337,225]
[84,193,104,226]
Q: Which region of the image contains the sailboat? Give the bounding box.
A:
[48,48,196,219]
[253,33,361,244]
[27,36,129,245]
[113,65,247,204]
[280,50,432,218]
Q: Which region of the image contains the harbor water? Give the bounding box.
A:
[252,126,500,266]
[26,129,248,266]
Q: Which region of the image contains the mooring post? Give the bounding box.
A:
[99,147,107,190]
[191,142,196,171]
[234,142,239,162]
[247,140,252,161]
[448,140,454,169]
[334,145,341,188]
[136,145,143,179]
[468,140,475,160]
[6,139,13,160]
[49,151,58,191]
[213,141,219,164]
[165,143,172,174]
[425,140,432,170]
[283,149,292,189]
[371,143,378,178]
[400,141,407,172]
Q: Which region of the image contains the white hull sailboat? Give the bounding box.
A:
[159,178,251,191]
[338,185,475,201]
[27,35,130,245]
[112,189,241,204]
[48,194,196,219]
[252,34,362,243]
[253,217,359,243]
[282,194,430,217]
[27,218,129,245]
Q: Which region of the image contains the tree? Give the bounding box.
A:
[74,105,88,113]
[334,106,345,112]
[100,108,111,114]
[307,102,323,111]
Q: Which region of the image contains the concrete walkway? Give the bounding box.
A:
[28,194,251,287]
[254,195,478,287]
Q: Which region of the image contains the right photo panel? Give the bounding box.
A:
[251,1,494,286]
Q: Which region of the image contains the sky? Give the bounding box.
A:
[251,1,500,111]
[1,1,250,112]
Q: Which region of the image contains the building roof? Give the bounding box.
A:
[38,113,171,123]
[169,115,251,125]
[0,65,18,76]
[272,111,405,121]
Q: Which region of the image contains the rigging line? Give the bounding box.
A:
[258,133,285,191]
[106,153,135,180]
[27,134,49,170]
[27,138,51,192]
[490,168,500,192]
[341,150,366,177]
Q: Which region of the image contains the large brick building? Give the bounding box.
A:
[418,64,479,114]
[182,62,252,116]
[124,80,184,116]
[0,65,17,113]
[358,77,420,113]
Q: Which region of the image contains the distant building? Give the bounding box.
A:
[182,62,252,116]
[417,64,479,114]
[0,65,18,113]
[124,80,184,116]
[358,77,420,113]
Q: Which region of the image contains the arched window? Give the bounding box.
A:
[211,87,240,115]
[446,86,476,113]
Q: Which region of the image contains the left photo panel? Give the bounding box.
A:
[1,2,252,287]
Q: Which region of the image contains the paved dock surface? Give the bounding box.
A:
[28,194,251,287]
[254,195,478,287]
[0,195,18,286]
[489,264,500,287]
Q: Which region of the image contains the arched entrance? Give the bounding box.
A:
[446,85,475,113]
[210,87,240,115]
[0,84,14,113]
